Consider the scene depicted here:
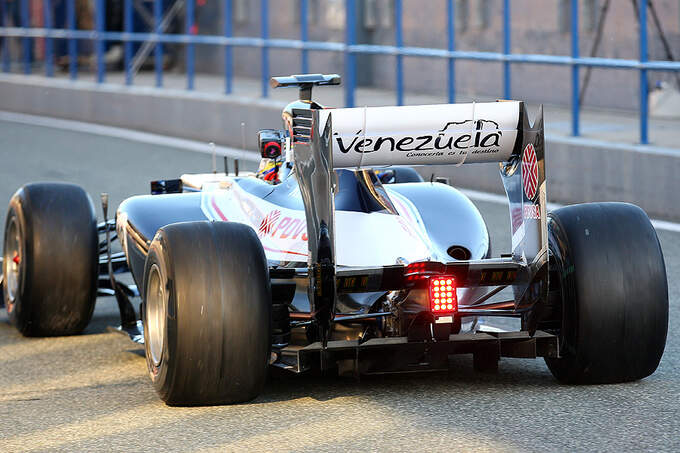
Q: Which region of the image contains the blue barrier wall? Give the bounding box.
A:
[1,0,679,144]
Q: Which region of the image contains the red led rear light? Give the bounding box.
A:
[429,276,458,314]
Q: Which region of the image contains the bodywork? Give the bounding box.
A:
[117,172,491,315]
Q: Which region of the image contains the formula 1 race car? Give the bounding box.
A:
[1,74,669,405]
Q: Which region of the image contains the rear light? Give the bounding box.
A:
[429,276,458,314]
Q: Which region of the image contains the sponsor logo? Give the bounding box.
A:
[258,209,281,237]
[521,143,539,200]
[510,204,541,231]
[334,119,502,158]
[258,209,308,242]
[276,216,308,241]
[523,204,540,220]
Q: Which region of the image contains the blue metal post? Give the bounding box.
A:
[395,0,403,106]
[20,0,30,74]
[186,0,195,90]
[344,0,356,108]
[154,0,163,87]
[571,0,580,136]
[124,0,132,85]
[447,0,455,103]
[502,0,511,99]
[639,0,649,144]
[67,0,76,79]
[44,0,54,77]
[95,0,105,83]
[0,0,8,72]
[300,0,308,73]
[261,0,269,97]
[224,0,233,93]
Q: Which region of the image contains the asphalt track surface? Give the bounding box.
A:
[0,118,679,452]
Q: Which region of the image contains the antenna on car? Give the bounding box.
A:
[210,142,216,174]
[237,122,246,177]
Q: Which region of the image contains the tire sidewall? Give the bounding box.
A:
[143,234,177,401]
[4,192,34,332]
[545,214,581,381]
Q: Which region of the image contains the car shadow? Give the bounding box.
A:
[66,299,562,406]
[256,354,558,405]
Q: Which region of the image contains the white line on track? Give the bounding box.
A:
[459,188,680,233]
[0,110,260,162]
[2,110,679,233]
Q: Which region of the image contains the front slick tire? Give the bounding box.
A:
[143,221,271,406]
[545,202,668,384]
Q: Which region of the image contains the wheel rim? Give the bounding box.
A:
[146,264,166,367]
[3,216,22,305]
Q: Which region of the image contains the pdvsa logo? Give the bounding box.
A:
[522,143,539,201]
[258,210,281,237]
[258,209,308,241]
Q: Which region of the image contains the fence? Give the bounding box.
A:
[1,0,679,144]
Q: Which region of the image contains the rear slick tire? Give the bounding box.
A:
[2,183,98,336]
[545,202,668,384]
[142,221,271,405]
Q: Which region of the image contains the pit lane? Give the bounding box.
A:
[0,117,678,452]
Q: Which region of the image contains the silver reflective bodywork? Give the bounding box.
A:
[293,109,337,328]
[385,183,490,264]
[293,112,336,266]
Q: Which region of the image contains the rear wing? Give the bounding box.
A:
[317,101,521,167]
[291,100,547,344]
